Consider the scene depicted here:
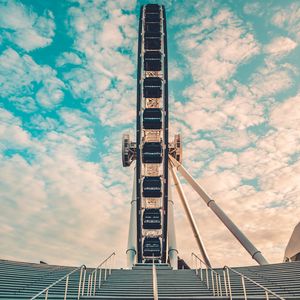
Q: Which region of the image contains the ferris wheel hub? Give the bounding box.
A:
[169,134,183,163]
[122,134,136,167]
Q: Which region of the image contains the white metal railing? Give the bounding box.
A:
[192,253,285,299]
[84,252,116,296]
[191,253,222,296]
[30,264,86,300]
[224,266,286,300]
[152,259,159,300]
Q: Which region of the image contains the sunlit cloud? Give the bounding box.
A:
[0,0,300,268]
[0,0,55,51]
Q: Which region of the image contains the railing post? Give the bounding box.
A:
[226,268,232,300]
[215,273,219,296]
[223,269,228,296]
[99,268,102,288]
[109,254,113,275]
[93,270,97,295]
[30,264,87,300]
[265,290,269,300]
[241,275,247,300]
[82,268,86,296]
[200,261,203,281]
[211,270,215,295]
[77,267,83,300]
[104,262,107,281]
[109,260,112,276]
[224,265,285,300]
[206,267,209,288]
[90,273,94,296]
[218,274,223,296]
[96,268,99,290]
[87,274,91,296]
[64,275,69,300]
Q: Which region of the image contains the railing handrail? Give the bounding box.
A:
[91,252,115,275]
[224,265,286,300]
[152,260,158,300]
[30,264,86,300]
[85,252,116,296]
[191,252,219,276]
[192,252,222,296]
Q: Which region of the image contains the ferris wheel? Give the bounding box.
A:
[122,4,268,268]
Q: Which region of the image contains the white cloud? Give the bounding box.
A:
[169,61,184,81]
[250,61,295,97]
[98,20,124,48]
[64,2,137,126]
[1,0,300,269]
[36,77,65,108]
[0,150,128,266]
[56,52,82,67]
[0,0,55,51]
[222,83,265,129]
[0,107,132,266]
[214,129,255,150]
[264,36,297,57]
[8,96,37,113]
[169,2,300,266]
[208,152,238,172]
[173,101,227,132]
[272,3,300,41]
[176,8,259,87]
[191,93,300,265]
[172,6,262,139]
[29,115,59,131]
[270,92,300,130]
[0,108,32,151]
[243,2,264,16]
[0,48,65,109]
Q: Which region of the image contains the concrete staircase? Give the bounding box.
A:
[214,261,300,299]
[81,264,214,300]
[0,259,91,299]
[0,259,300,299]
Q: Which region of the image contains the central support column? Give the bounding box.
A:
[127,170,137,268]
[168,169,178,269]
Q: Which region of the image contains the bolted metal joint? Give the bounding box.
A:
[169,134,182,163]
[122,134,136,167]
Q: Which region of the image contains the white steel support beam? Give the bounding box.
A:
[126,169,137,268]
[168,168,178,270]
[169,155,268,266]
[170,163,211,267]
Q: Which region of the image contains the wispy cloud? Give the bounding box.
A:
[0,48,65,110]
[0,0,55,51]
[272,3,300,41]
[0,106,131,266]
[1,0,300,268]
[166,0,300,266]
[264,36,297,57]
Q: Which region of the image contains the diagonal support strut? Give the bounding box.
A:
[170,162,212,267]
[169,155,268,266]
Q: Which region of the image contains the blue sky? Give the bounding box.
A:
[1,0,300,267]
